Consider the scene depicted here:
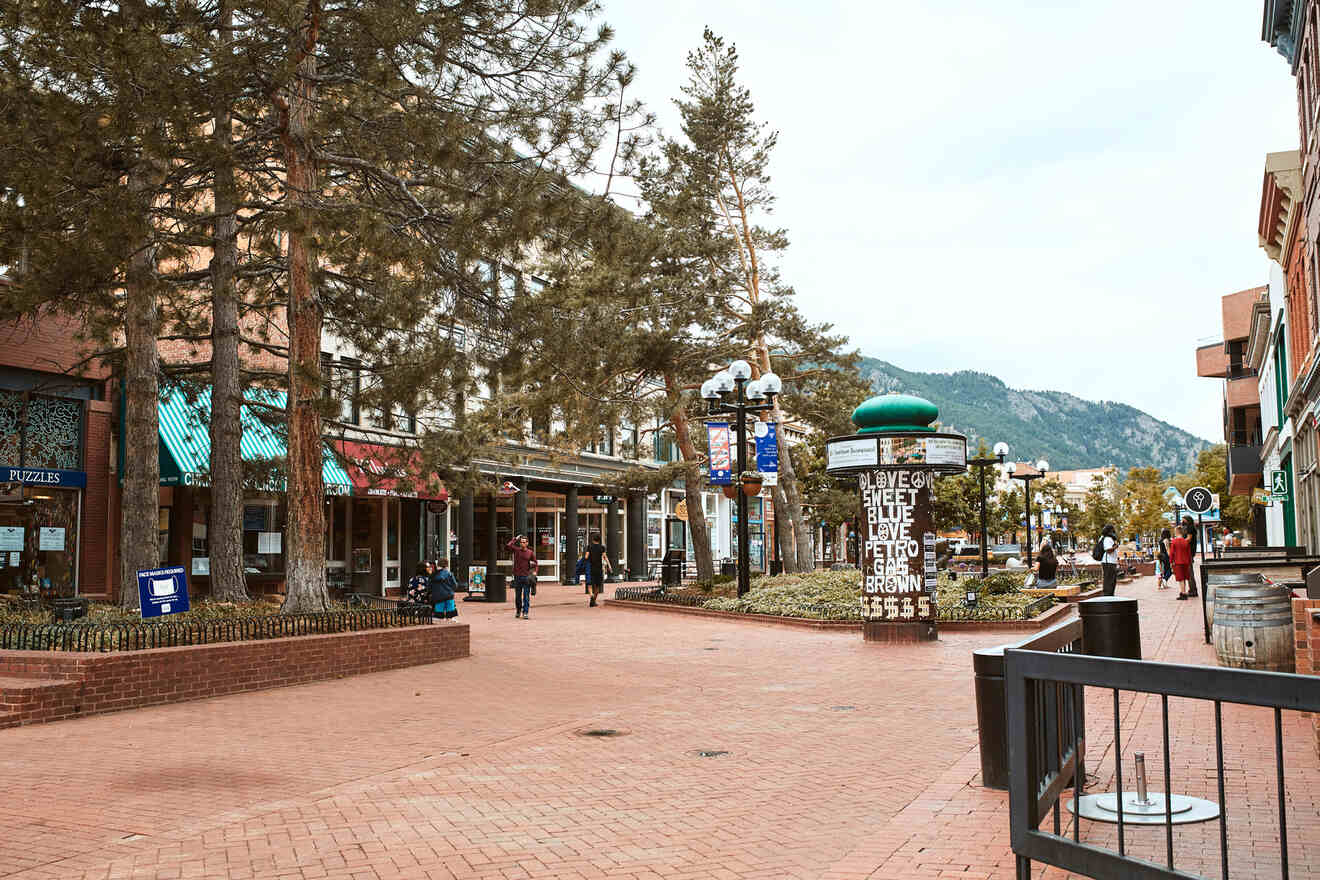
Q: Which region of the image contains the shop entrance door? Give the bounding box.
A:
[533,510,556,581]
[665,519,686,556]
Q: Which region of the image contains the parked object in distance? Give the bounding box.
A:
[991,544,1021,562]
[953,545,982,560]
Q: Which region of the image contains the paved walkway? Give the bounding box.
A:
[0,577,1314,879]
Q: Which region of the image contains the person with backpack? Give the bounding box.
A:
[1094,524,1119,596]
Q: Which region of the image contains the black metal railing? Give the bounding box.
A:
[1005,649,1320,879]
[612,587,1054,622]
[0,607,433,653]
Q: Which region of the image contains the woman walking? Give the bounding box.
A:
[1170,525,1193,599]
[1157,527,1172,589]
[584,533,611,607]
[1181,515,1200,598]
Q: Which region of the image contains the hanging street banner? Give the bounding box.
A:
[754,421,779,487]
[707,422,732,486]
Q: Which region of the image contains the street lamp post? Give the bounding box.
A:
[967,442,1009,579]
[1008,458,1050,568]
[702,361,781,598]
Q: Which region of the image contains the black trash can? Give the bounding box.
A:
[770,560,784,575]
[972,646,1009,790]
[720,561,737,578]
[1079,596,1141,660]
[484,572,508,603]
[51,596,88,624]
[661,560,682,587]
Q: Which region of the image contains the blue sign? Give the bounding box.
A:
[0,467,87,489]
[136,566,190,618]
[754,422,779,474]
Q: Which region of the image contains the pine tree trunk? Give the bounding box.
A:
[279,3,328,613]
[774,432,813,571]
[208,0,247,604]
[667,381,714,583]
[118,161,164,610]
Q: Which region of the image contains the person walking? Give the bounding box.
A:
[507,534,538,619]
[1181,515,1200,597]
[584,532,611,607]
[430,559,458,619]
[1099,524,1120,596]
[1170,525,1193,599]
[1157,527,1172,590]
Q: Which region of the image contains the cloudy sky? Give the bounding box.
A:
[601,0,1298,442]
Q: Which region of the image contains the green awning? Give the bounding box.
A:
[158,387,352,493]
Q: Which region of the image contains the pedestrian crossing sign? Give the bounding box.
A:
[1270,469,1290,502]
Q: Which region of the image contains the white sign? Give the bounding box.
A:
[923,436,966,467]
[257,531,282,554]
[0,526,22,551]
[8,551,19,566]
[191,556,210,575]
[761,472,779,487]
[38,527,65,551]
[827,438,878,471]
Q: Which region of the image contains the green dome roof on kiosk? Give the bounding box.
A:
[851,393,938,434]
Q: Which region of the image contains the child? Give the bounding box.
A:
[430,559,458,619]
[575,550,589,589]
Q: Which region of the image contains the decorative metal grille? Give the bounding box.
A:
[0,392,82,469]
[0,390,20,466]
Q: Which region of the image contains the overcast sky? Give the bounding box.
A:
[601,0,1298,443]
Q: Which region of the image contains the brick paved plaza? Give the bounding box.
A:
[1,576,1318,880]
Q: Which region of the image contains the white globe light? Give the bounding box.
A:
[745,379,766,400]
[713,371,734,393]
[1006,461,1017,475]
[700,380,720,400]
[993,442,1010,458]
[729,359,752,380]
[760,371,782,394]
[1036,459,1050,472]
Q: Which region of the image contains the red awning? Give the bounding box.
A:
[334,439,448,500]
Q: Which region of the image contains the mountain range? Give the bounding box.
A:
[859,357,1210,475]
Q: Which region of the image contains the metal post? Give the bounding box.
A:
[736,388,750,598]
[979,466,989,578]
[1133,752,1153,806]
[1025,481,1034,568]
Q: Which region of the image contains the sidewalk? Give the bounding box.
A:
[0,575,1314,879]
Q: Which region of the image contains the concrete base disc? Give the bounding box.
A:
[1066,792,1220,825]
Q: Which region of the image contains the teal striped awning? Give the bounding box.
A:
[158,387,352,493]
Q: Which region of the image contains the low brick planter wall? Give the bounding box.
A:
[603,599,1072,634]
[1293,598,1320,757]
[0,622,468,729]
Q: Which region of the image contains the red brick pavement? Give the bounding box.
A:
[0,577,1315,879]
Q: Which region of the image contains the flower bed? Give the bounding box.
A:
[631,569,1063,623]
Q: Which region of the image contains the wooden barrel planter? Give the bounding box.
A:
[1203,572,1265,632]
[1211,583,1296,673]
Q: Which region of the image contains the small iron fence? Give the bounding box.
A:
[612,588,1054,622]
[1005,649,1320,879]
[0,607,433,653]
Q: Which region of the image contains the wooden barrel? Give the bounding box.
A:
[1212,584,1295,672]
[1203,572,1265,631]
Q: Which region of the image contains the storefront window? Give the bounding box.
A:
[326,497,347,562]
[0,390,83,470]
[191,504,209,575]
[0,485,80,595]
[158,507,171,566]
[241,498,286,574]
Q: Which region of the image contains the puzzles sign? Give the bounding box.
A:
[857,469,937,622]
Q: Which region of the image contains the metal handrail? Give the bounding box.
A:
[0,607,433,652]
[1005,649,1320,879]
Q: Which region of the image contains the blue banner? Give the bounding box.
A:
[707,422,732,485]
[137,566,191,618]
[0,467,87,488]
[754,421,779,473]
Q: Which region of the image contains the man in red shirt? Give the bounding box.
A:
[507,534,539,619]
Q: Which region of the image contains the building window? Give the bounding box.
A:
[0,390,83,470]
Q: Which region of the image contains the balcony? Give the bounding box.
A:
[1196,343,1228,378]
[1225,375,1260,409]
[1227,442,1262,496]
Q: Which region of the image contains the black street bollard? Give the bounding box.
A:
[1079,596,1141,659]
[484,572,507,603]
[973,646,1009,789]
